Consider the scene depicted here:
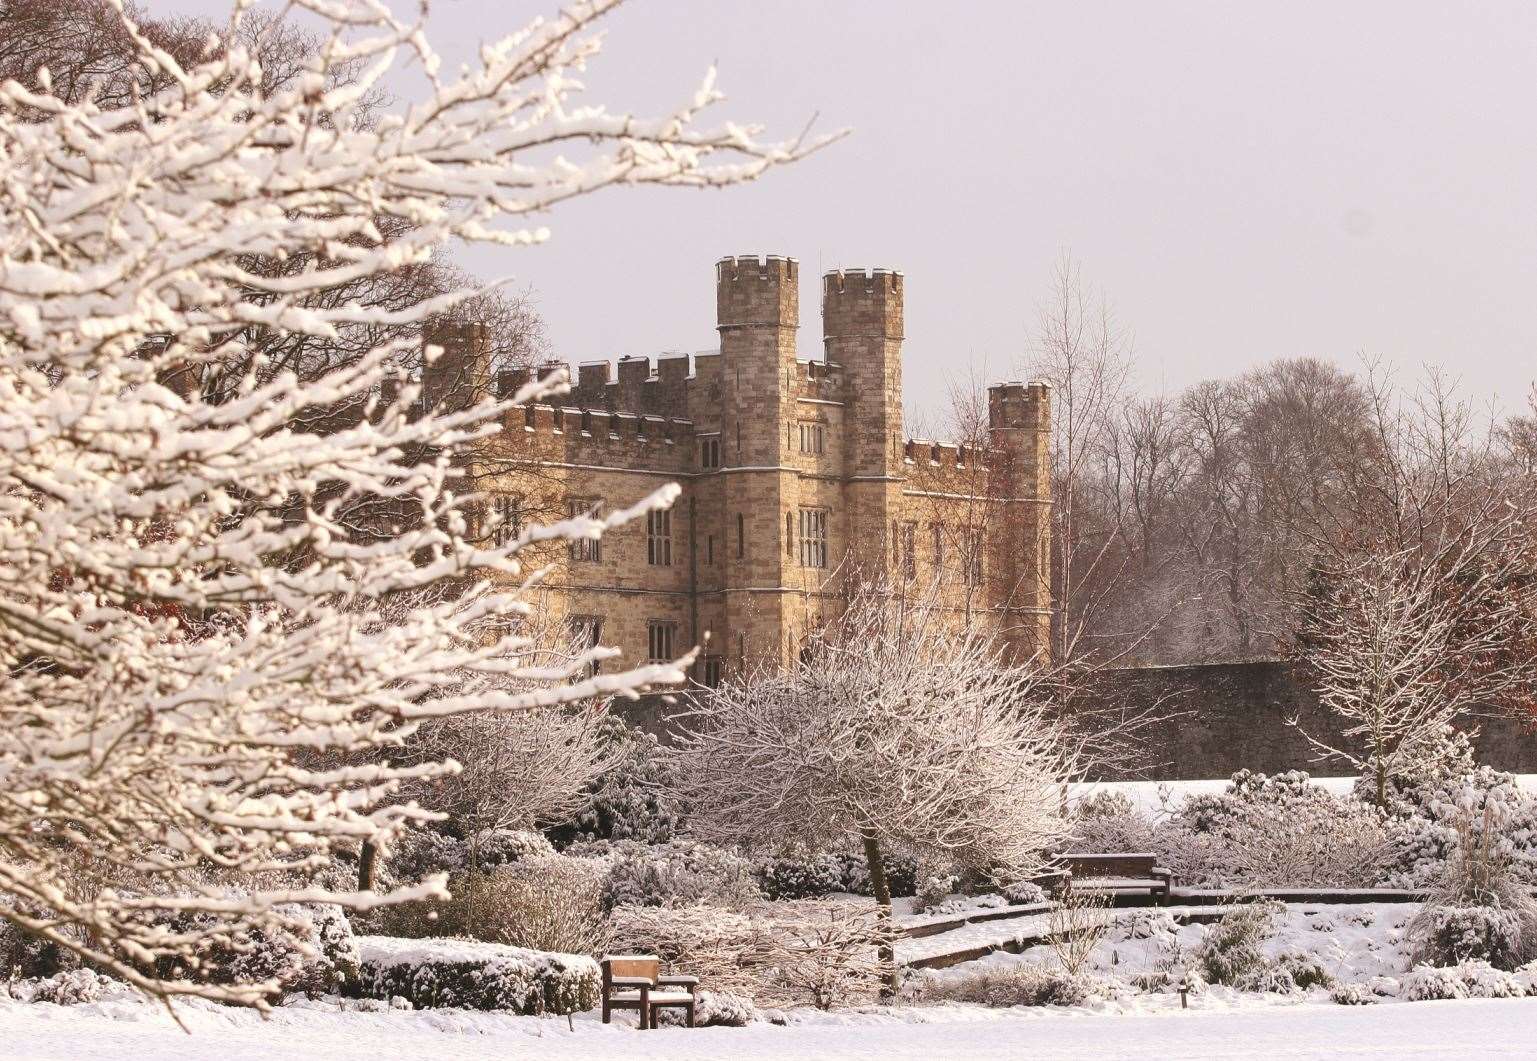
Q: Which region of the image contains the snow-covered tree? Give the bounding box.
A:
[666,586,1076,992]
[0,0,818,1006]
[1293,499,1537,808]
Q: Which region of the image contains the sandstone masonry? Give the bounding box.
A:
[428,255,1053,685]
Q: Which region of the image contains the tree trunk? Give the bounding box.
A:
[1375,761,1388,810]
[358,838,378,892]
[861,828,899,998]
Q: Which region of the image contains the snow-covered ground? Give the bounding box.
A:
[2,990,1534,1060]
[1070,775,1537,816]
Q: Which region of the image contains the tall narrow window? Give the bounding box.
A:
[568,498,601,563]
[797,420,825,455]
[647,508,673,566]
[736,513,745,558]
[701,436,721,469]
[647,620,677,663]
[966,526,984,586]
[931,523,945,573]
[706,534,715,566]
[786,512,795,557]
[568,614,602,677]
[700,655,723,688]
[798,508,828,569]
[493,495,521,547]
[900,521,917,581]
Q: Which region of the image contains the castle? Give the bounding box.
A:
[430,255,1053,685]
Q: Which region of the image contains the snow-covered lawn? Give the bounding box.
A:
[2,990,1534,1060]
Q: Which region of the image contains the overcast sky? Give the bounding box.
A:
[162,0,1537,421]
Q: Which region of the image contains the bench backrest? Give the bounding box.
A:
[1059,852,1158,878]
[602,955,660,983]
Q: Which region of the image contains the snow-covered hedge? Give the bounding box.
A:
[353,936,599,1014]
[753,848,919,901]
[600,840,762,911]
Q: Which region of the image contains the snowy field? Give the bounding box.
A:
[1070,775,1537,816]
[2,991,1534,1060]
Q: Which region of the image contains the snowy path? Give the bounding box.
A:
[3,994,1535,1060]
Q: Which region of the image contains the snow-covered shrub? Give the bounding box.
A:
[922,964,1097,1007]
[1275,950,1334,991]
[472,830,558,869]
[1163,771,1397,887]
[156,901,359,998]
[1411,906,1528,971]
[609,904,763,999]
[913,874,958,915]
[1408,802,1537,969]
[656,990,761,1027]
[834,849,919,898]
[1400,960,1527,1001]
[1383,768,1537,889]
[547,717,683,848]
[1068,791,1158,855]
[353,936,599,1014]
[999,881,1048,906]
[387,831,468,884]
[1193,901,1283,987]
[754,900,887,1009]
[754,852,847,901]
[1074,790,1137,820]
[1331,983,1375,1005]
[21,968,123,1006]
[601,840,761,911]
[377,856,608,955]
[0,910,79,979]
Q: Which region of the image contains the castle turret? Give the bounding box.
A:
[423,321,492,413]
[988,380,1054,662]
[824,268,905,586]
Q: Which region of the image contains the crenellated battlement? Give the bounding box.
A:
[503,402,697,473]
[988,379,1052,430]
[903,437,995,472]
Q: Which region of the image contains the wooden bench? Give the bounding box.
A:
[1039,853,1174,904]
[600,955,699,1030]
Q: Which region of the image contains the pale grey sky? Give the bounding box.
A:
[162,0,1537,418]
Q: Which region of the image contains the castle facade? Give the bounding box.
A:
[432,255,1053,684]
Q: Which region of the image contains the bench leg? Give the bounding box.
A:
[687,1000,696,1028]
[601,999,610,1024]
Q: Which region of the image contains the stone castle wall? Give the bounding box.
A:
[429,255,1055,684]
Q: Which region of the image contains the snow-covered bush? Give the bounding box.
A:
[386,831,469,885]
[999,881,1048,907]
[17,968,125,1006]
[922,964,1097,1008]
[914,875,958,915]
[377,857,608,955]
[1164,771,1398,887]
[472,830,559,869]
[0,906,79,979]
[832,849,920,899]
[155,901,359,999]
[755,852,847,901]
[601,840,761,911]
[1330,982,1375,1005]
[609,904,762,999]
[353,936,598,1014]
[1409,802,1537,969]
[1400,960,1528,1001]
[755,900,887,1009]
[1193,901,1283,988]
[1274,950,1334,991]
[548,717,683,848]
[656,989,761,1027]
[1383,767,1537,888]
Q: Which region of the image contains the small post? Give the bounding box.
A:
[1179,971,1190,1009]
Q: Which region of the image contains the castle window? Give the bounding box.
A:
[568,498,602,563]
[699,655,723,688]
[647,508,673,566]
[523,405,536,428]
[900,521,917,581]
[797,508,828,569]
[701,436,720,468]
[965,525,984,586]
[931,523,945,572]
[493,495,522,547]
[580,409,592,435]
[786,512,794,557]
[798,420,825,456]
[706,534,714,565]
[647,620,678,663]
[737,513,745,558]
[568,614,603,677]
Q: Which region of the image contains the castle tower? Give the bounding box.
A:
[988,380,1054,662]
[423,321,492,413]
[825,268,905,586]
[714,255,801,670]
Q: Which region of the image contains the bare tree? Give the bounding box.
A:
[665,585,1076,994]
